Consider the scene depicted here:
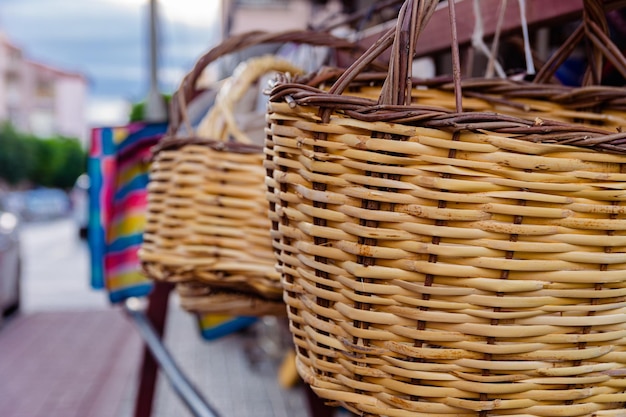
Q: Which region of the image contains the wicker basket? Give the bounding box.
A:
[139,30,355,316]
[265,1,626,415]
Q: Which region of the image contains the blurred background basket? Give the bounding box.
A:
[139,30,356,317]
[265,0,626,415]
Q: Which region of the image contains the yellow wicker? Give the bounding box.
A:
[176,281,286,317]
[265,0,626,415]
[139,30,355,316]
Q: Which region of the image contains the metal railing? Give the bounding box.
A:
[124,297,222,417]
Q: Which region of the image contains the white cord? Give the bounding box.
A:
[472,0,506,78]
[486,0,507,78]
[517,0,535,75]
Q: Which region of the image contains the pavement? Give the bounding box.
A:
[0,217,322,417]
[139,298,313,417]
[0,310,142,417]
[0,298,319,417]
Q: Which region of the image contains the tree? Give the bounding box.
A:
[53,138,86,189]
[0,123,36,186]
[0,123,86,190]
[30,137,86,189]
[129,94,171,122]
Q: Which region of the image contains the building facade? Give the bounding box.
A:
[221,0,372,36]
[0,33,88,144]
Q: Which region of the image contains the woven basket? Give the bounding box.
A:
[176,281,285,317]
[139,30,355,316]
[265,1,626,415]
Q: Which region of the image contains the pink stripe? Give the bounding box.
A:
[90,128,102,156]
[111,191,146,214]
[105,249,139,270]
[126,122,147,134]
[101,158,117,226]
[117,148,152,172]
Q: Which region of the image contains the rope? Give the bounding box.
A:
[485,0,508,78]
[472,0,506,78]
[517,0,535,75]
[448,0,463,112]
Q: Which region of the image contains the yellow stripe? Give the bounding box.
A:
[108,271,149,289]
[113,127,130,144]
[199,314,235,327]
[117,164,148,185]
[107,214,146,240]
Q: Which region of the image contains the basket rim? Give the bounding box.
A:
[269,75,626,155]
[152,135,263,155]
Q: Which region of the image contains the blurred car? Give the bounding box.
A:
[71,174,89,239]
[20,188,71,222]
[1,192,26,217]
[0,209,21,316]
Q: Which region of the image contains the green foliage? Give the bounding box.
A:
[129,101,145,123]
[0,123,86,189]
[0,123,34,185]
[53,138,86,189]
[129,94,171,122]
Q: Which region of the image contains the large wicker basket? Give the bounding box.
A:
[139,30,355,317]
[265,0,626,415]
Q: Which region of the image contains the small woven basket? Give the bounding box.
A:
[266,0,626,415]
[139,30,355,316]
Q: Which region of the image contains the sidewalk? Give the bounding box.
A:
[0,310,142,417]
[0,300,313,417]
[132,298,311,417]
[3,218,319,417]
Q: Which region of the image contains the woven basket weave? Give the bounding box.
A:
[139,30,355,316]
[265,0,626,415]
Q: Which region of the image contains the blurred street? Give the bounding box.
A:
[0,217,315,417]
[0,216,141,417]
[19,218,108,312]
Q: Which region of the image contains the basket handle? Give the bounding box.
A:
[534,0,626,85]
[196,55,304,144]
[168,30,357,136]
[326,0,462,109]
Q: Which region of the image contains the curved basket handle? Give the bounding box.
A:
[535,0,626,85]
[168,30,357,136]
[197,55,304,144]
[326,0,444,107]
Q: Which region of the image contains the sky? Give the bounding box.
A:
[0,0,221,126]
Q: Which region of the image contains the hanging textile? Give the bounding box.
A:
[88,122,167,303]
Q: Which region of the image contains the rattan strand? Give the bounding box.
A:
[176,281,286,317]
[268,99,626,415]
[140,138,283,296]
[140,29,357,316]
[140,55,305,300]
[264,1,626,414]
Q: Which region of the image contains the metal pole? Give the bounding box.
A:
[145,0,167,122]
[132,281,172,417]
[124,298,222,417]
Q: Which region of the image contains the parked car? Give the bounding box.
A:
[0,209,21,316]
[1,192,26,218]
[71,174,89,239]
[20,188,71,222]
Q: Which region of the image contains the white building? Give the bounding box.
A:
[0,32,88,145]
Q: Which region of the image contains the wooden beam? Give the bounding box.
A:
[353,0,626,58]
[415,0,585,56]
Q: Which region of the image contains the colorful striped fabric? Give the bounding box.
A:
[88,122,167,303]
[197,314,257,341]
[89,100,257,339]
